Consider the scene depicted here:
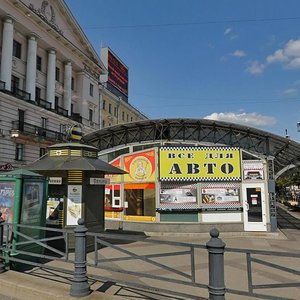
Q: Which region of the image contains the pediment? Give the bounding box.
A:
[21,0,100,65]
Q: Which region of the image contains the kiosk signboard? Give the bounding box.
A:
[159,146,241,181]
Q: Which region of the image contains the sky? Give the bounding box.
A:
[65,0,300,141]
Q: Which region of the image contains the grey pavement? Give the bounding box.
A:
[0,205,299,300]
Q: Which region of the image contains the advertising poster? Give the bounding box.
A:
[243,162,264,180]
[160,185,197,204]
[0,181,15,222]
[21,182,43,225]
[67,185,82,226]
[123,150,156,182]
[201,187,239,204]
[159,146,241,181]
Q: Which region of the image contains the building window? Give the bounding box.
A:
[55,67,60,82]
[13,40,22,59]
[11,75,20,91]
[108,103,112,114]
[127,114,129,122]
[41,117,47,129]
[122,112,125,121]
[40,148,46,157]
[102,100,106,110]
[114,107,118,117]
[55,96,59,109]
[36,56,42,71]
[102,120,105,128]
[131,117,133,122]
[35,87,41,100]
[15,143,24,161]
[71,77,74,90]
[89,109,93,122]
[89,83,94,96]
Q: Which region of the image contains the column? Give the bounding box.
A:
[46,49,56,109]
[0,17,14,91]
[26,35,37,101]
[64,61,72,116]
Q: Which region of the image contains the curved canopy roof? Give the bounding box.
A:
[83,118,300,177]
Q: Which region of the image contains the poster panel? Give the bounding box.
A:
[201,187,239,204]
[0,181,15,222]
[160,185,197,204]
[21,182,43,225]
[123,150,156,182]
[67,185,82,225]
[243,162,264,180]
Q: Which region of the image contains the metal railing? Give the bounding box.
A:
[0,80,5,91]
[0,219,299,299]
[36,97,52,110]
[54,105,68,117]
[11,121,66,141]
[11,87,31,101]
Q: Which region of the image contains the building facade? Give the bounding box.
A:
[0,0,146,170]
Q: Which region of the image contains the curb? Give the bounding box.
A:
[0,270,123,300]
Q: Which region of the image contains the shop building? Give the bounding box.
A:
[84,118,300,233]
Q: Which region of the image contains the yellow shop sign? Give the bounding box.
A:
[159,146,241,181]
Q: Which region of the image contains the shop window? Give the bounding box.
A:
[124,183,156,217]
[105,185,121,209]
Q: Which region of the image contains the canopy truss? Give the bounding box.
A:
[83,119,300,176]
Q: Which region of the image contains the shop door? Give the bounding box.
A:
[242,183,267,231]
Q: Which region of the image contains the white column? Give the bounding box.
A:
[0,17,14,90]
[64,61,72,116]
[46,49,56,109]
[26,35,37,101]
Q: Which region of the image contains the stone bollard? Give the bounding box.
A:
[206,228,226,300]
[70,218,91,297]
[0,212,5,273]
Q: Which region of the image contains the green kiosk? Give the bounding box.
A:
[0,169,47,268]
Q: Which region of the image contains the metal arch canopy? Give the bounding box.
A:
[83,118,300,176]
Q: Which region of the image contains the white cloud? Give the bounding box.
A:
[266,39,300,69]
[266,49,288,64]
[247,38,300,75]
[224,28,232,35]
[283,88,297,95]
[246,60,265,75]
[232,50,246,57]
[204,112,277,127]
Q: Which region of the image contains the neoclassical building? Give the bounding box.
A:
[0,0,146,170]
